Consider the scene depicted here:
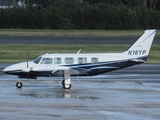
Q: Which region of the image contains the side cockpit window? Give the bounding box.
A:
[40,58,53,64]
[65,57,74,64]
[78,57,87,64]
[91,57,99,64]
[33,57,42,64]
[54,58,61,64]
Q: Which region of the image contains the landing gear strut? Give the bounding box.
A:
[16,82,23,88]
[62,70,71,89]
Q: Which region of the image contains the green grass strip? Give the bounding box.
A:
[0,29,160,36]
[0,44,159,63]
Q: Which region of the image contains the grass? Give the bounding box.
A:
[0,29,159,36]
[0,44,159,63]
[0,29,159,63]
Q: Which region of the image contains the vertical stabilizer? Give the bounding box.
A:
[123,30,156,58]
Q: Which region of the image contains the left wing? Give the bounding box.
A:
[31,65,119,76]
[31,65,88,75]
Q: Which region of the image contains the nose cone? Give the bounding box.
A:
[3,65,15,73]
[3,67,9,73]
[3,64,22,74]
[3,61,35,75]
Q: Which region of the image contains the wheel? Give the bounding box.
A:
[62,80,65,86]
[63,84,71,89]
[16,82,23,88]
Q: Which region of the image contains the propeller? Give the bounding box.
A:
[22,57,30,79]
[26,58,29,80]
[27,58,29,68]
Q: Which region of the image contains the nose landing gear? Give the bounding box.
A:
[16,81,23,88]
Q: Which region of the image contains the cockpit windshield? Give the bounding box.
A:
[40,58,53,64]
[33,57,42,64]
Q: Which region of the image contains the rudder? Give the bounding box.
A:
[124,29,156,58]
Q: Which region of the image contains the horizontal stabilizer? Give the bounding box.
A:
[129,59,145,63]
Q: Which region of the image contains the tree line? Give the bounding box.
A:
[0,0,160,30]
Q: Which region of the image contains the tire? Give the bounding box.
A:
[62,80,65,86]
[16,82,23,88]
[64,84,71,89]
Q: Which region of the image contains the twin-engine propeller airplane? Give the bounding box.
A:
[3,30,156,89]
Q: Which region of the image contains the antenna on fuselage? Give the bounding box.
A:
[77,49,81,54]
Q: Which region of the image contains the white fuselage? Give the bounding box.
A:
[3,52,145,78]
[2,29,156,89]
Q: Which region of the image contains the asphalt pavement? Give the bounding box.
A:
[0,36,159,44]
[0,64,160,120]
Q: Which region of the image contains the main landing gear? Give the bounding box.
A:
[62,70,71,89]
[62,80,71,89]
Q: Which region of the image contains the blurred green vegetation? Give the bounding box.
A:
[0,0,160,30]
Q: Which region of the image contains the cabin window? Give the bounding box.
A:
[91,57,99,63]
[78,57,87,64]
[65,57,74,64]
[41,58,53,64]
[33,57,42,64]
[54,58,61,64]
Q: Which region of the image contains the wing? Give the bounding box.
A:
[31,65,88,76]
[53,66,88,75]
[31,64,119,76]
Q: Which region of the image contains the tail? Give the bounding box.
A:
[123,29,156,62]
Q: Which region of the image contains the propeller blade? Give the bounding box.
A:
[27,58,29,68]
[27,58,29,80]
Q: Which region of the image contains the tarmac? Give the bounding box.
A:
[0,64,160,120]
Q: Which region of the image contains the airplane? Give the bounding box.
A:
[3,29,156,89]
